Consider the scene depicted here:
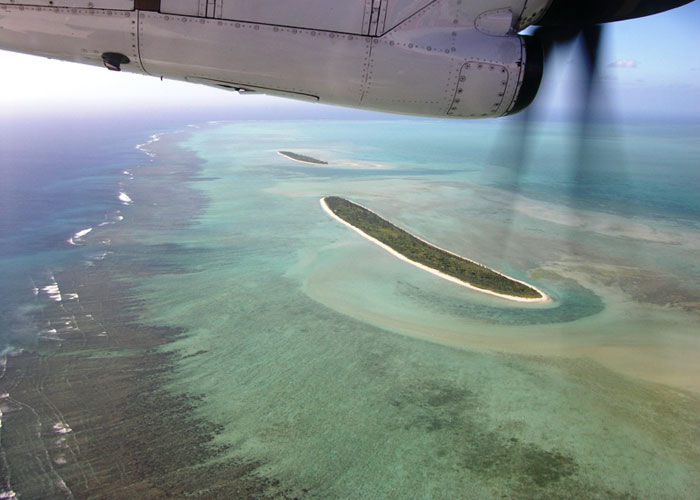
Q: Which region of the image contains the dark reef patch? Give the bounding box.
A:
[0,131,307,499]
[0,263,303,499]
[459,431,578,487]
[383,373,606,497]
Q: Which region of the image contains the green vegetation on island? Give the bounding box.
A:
[324,196,543,299]
[279,151,328,165]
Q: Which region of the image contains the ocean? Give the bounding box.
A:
[0,111,698,498]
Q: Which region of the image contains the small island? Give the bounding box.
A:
[321,196,548,302]
[278,151,328,165]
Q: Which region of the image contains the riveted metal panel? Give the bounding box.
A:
[516,0,552,30]
[0,0,133,9]
[0,5,144,72]
[367,0,383,36]
[187,76,319,101]
[474,8,513,36]
[447,62,508,117]
[372,0,526,117]
[361,0,372,33]
[380,0,531,35]
[377,0,389,34]
[138,13,371,106]
[359,36,460,116]
[216,0,367,34]
[381,0,433,33]
[160,0,199,17]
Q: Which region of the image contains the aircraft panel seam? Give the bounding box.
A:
[379,0,441,36]
[504,37,526,115]
[358,38,375,104]
[139,12,375,38]
[136,12,152,76]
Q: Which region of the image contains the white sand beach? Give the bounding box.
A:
[320,197,550,303]
[278,151,327,166]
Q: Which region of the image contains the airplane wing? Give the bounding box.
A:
[0,0,693,118]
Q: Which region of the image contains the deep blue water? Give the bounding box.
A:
[0,106,343,347]
[0,111,201,347]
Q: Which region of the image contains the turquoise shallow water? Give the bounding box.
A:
[127,119,699,497]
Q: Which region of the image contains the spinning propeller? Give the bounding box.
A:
[491,0,694,254]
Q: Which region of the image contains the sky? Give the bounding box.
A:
[1,1,699,122]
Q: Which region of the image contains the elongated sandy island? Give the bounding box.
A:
[278,151,328,165]
[321,197,549,303]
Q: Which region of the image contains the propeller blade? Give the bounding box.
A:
[572,24,603,201]
[580,24,602,112]
[488,22,615,259]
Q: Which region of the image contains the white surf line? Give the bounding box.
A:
[320,198,550,303]
[12,396,76,499]
[118,192,133,205]
[277,151,328,166]
[0,395,17,500]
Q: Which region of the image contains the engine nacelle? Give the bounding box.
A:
[0,0,545,118]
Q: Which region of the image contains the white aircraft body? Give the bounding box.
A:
[0,0,692,118]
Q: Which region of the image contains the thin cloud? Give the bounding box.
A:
[608,59,638,68]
